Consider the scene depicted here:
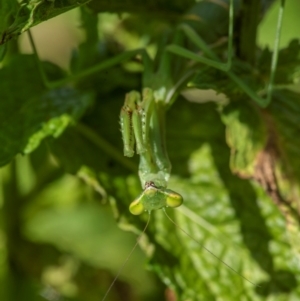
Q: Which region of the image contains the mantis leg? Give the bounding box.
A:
[166,0,285,108]
[27,30,151,90]
[120,88,171,188]
[120,90,150,158]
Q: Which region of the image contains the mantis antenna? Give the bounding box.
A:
[101,212,151,301]
[163,208,259,287]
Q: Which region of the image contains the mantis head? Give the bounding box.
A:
[129,181,183,215]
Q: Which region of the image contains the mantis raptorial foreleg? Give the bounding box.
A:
[120,89,170,186]
[120,90,153,157]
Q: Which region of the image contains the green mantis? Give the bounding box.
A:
[120,88,183,214]
[116,0,286,214]
[118,86,183,216]
[120,89,171,187]
[3,0,299,299]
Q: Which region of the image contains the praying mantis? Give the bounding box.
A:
[2,0,300,300]
[98,0,296,299]
[120,88,183,215]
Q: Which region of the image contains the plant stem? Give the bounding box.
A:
[76,122,137,173]
[236,0,261,64]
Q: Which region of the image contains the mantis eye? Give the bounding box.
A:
[165,189,183,208]
[129,198,145,215]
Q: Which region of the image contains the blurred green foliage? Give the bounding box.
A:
[1,1,300,301]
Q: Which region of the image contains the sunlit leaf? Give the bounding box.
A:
[0,55,93,166]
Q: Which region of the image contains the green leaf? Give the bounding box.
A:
[0,54,93,166]
[220,100,267,177]
[87,0,194,15]
[219,89,300,263]
[49,125,137,177]
[259,40,300,85]
[48,90,137,175]
[149,143,300,300]
[22,174,159,300]
[188,61,260,101]
[0,0,195,46]
[147,101,300,299]
[268,90,300,251]
[0,43,7,61]
[70,7,99,74]
[0,0,90,44]
[270,89,300,183]
[0,0,18,35]
[48,96,300,300]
